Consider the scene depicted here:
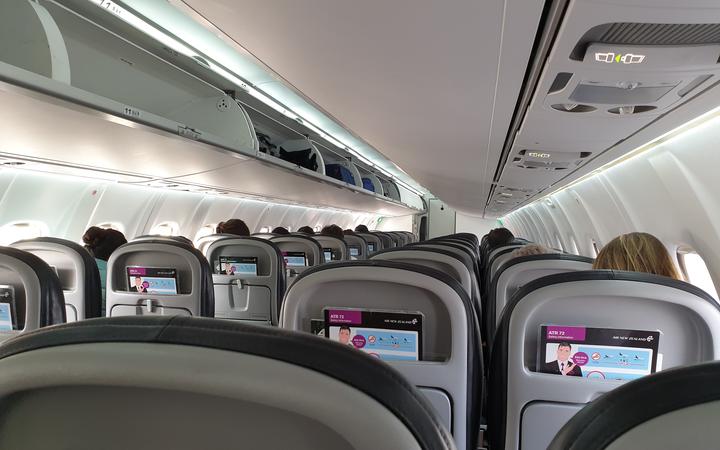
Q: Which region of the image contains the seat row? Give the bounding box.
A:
[2,230,719,450]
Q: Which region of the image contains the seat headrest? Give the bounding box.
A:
[515,269,716,304]
[0,316,454,450]
[0,247,66,329]
[495,253,595,274]
[14,237,102,318]
[549,360,720,450]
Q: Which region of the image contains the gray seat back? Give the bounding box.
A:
[343,234,368,260]
[280,260,480,450]
[488,270,720,450]
[206,237,286,325]
[12,237,102,322]
[270,235,324,285]
[0,316,455,450]
[313,235,349,261]
[356,232,383,255]
[373,232,395,249]
[0,247,65,342]
[106,240,214,318]
[487,254,594,347]
[549,360,720,450]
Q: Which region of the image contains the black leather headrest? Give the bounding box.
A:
[549,360,720,450]
[116,240,214,317]
[0,247,66,328]
[0,316,455,450]
[15,237,102,318]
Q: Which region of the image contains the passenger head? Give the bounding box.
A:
[297,226,315,235]
[556,342,572,362]
[487,228,515,248]
[511,244,554,258]
[272,226,290,235]
[321,224,345,240]
[343,229,355,235]
[355,224,370,233]
[592,232,681,280]
[216,219,250,237]
[82,226,127,261]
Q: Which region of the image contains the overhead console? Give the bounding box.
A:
[490,0,720,216]
[0,0,418,214]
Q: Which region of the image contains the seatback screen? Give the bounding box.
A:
[537,325,660,381]
[367,242,376,253]
[349,246,360,258]
[127,267,178,295]
[217,256,258,276]
[323,248,333,262]
[282,251,307,267]
[0,285,17,331]
[324,308,423,361]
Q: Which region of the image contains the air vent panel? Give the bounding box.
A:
[571,22,720,60]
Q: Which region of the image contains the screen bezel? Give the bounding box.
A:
[283,251,307,267]
[323,307,424,361]
[217,256,258,276]
[126,266,179,295]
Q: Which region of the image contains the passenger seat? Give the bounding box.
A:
[0,316,454,450]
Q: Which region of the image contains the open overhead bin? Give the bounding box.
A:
[0,0,422,216]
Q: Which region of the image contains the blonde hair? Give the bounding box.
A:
[592,232,681,280]
[511,244,554,258]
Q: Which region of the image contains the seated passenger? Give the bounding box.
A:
[343,229,355,235]
[487,227,515,249]
[216,219,250,237]
[511,244,554,258]
[321,224,345,240]
[592,232,681,280]
[355,224,370,233]
[272,226,290,235]
[297,226,315,235]
[82,226,127,315]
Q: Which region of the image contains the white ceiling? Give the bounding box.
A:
[179,0,546,215]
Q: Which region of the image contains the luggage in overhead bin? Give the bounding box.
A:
[325,164,356,185]
[362,177,375,192]
[278,146,318,171]
[256,131,278,157]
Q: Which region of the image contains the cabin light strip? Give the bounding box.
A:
[89,0,428,199]
[507,102,720,217]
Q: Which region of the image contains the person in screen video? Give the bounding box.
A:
[543,342,582,376]
[130,276,147,293]
[338,325,353,346]
[225,266,235,275]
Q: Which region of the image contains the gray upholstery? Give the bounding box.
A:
[280,261,480,450]
[356,232,383,255]
[0,247,65,342]
[206,237,285,324]
[313,235,349,261]
[372,232,395,249]
[270,235,324,286]
[487,254,594,347]
[12,237,102,322]
[197,233,235,256]
[549,360,720,450]
[343,234,368,260]
[106,240,214,318]
[0,316,454,450]
[488,270,720,450]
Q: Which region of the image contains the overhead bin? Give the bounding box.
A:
[0,0,422,216]
[357,167,385,195]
